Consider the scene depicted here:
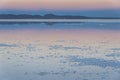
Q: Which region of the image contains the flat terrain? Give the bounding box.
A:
[0,19,120,22]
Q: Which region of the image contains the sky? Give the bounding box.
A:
[0,0,120,10]
[0,0,120,17]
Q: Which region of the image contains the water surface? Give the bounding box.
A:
[0,22,120,80]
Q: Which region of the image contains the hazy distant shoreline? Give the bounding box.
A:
[0,19,120,22]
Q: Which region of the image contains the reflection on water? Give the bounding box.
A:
[0,22,120,30]
[0,22,120,80]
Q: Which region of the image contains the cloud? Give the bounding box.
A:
[0,43,17,47]
[49,45,87,50]
[68,56,120,68]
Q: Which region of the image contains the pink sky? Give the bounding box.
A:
[0,29,120,43]
[0,0,120,10]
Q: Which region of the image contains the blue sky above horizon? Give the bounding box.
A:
[0,0,120,17]
[0,9,120,17]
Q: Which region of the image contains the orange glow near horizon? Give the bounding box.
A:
[0,0,120,10]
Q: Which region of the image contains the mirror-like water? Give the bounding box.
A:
[0,22,120,80]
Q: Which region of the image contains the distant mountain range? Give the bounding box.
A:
[0,14,120,19]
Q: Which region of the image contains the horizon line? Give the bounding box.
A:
[0,19,120,23]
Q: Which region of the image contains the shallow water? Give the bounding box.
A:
[0,19,120,22]
[0,22,120,80]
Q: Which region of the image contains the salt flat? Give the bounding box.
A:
[0,22,120,80]
[0,19,120,22]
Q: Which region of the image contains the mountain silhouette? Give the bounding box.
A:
[0,14,120,19]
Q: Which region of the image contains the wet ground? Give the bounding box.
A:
[0,22,120,80]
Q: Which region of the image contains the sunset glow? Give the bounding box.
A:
[0,0,120,10]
